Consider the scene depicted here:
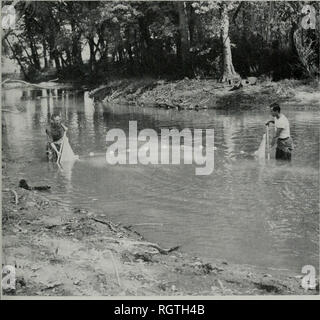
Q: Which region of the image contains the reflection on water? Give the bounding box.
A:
[2,87,319,273]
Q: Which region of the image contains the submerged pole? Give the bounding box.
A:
[266,125,270,160]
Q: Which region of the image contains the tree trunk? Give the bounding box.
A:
[176,1,190,76]
[52,49,61,72]
[118,47,123,63]
[15,34,34,66]
[187,3,195,45]
[28,35,41,70]
[61,52,71,69]
[88,36,96,72]
[289,22,299,56]
[113,23,123,67]
[125,29,134,74]
[266,1,274,44]
[65,48,72,67]
[99,41,109,67]
[48,48,54,68]
[220,3,238,83]
[43,40,48,69]
[5,38,29,80]
[138,17,151,71]
[70,21,83,66]
[25,17,41,70]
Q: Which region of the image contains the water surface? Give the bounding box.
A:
[2,87,319,274]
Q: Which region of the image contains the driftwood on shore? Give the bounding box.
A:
[1,109,20,114]
[88,85,109,99]
[151,97,210,110]
[129,241,180,255]
[1,79,68,89]
[3,188,18,205]
[90,216,180,255]
[90,217,118,233]
[109,250,122,287]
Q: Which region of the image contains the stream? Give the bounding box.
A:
[2,86,319,274]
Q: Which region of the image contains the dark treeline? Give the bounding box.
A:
[2,1,319,82]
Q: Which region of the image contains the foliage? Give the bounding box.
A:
[2,1,319,82]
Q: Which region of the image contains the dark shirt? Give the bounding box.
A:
[46,124,64,142]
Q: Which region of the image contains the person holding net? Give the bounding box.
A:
[265,103,293,161]
[45,113,68,161]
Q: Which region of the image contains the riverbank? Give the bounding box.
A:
[2,76,319,111]
[89,77,320,110]
[2,160,318,297]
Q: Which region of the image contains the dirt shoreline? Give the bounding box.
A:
[2,161,318,297]
[89,77,320,110]
[2,77,319,110]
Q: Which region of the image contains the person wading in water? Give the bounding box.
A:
[265,103,293,161]
[46,113,68,161]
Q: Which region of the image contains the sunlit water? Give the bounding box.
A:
[2,87,319,274]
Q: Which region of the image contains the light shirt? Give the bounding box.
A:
[275,114,290,139]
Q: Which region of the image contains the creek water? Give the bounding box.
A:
[2,87,319,274]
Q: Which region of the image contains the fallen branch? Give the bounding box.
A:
[1,109,20,114]
[1,79,60,89]
[88,85,108,98]
[152,95,209,110]
[42,282,63,290]
[104,88,124,102]
[131,223,164,227]
[90,217,118,233]
[125,240,180,255]
[35,95,60,100]
[45,222,71,229]
[109,250,122,287]
[121,225,144,239]
[109,89,122,100]
[3,188,18,205]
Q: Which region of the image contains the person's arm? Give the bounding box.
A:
[50,142,61,156]
[271,128,283,147]
[265,120,275,126]
[61,123,68,132]
[46,127,53,143]
[46,127,61,156]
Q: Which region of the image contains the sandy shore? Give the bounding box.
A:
[2,160,318,297]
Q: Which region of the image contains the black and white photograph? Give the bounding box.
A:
[1,0,319,298]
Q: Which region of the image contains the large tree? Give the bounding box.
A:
[176,1,191,75]
[219,2,239,82]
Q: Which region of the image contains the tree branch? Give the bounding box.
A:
[232,2,244,23]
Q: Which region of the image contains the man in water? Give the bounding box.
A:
[46,113,68,161]
[265,103,293,161]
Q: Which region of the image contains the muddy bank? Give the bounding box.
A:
[89,78,319,111]
[2,161,318,297]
